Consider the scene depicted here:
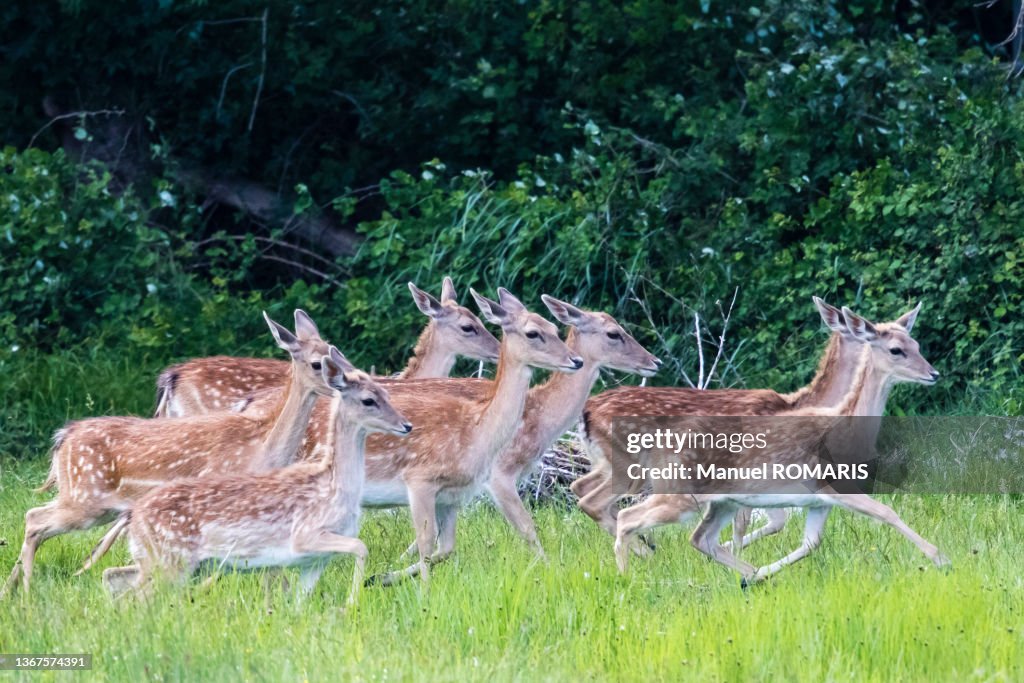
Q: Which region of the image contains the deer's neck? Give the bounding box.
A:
[475,346,534,459]
[788,334,858,409]
[526,329,600,448]
[252,368,320,471]
[399,322,454,379]
[327,414,367,503]
[838,349,894,418]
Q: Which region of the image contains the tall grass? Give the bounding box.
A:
[1,470,1020,681]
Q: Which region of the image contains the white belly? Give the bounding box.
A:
[720,493,834,508]
[360,480,410,507]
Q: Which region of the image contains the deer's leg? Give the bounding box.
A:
[831,494,950,568]
[3,500,107,597]
[76,513,130,575]
[367,485,438,588]
[293,530,369,605]
[570,467,606,500]
[428,504,459,566]
[690,503,757,580]
[576,474,621,537]
[725,507,753,556]
[740,508,790,549]
[747,507,830,584]
[488,467,545,558]
[615,494,700,573]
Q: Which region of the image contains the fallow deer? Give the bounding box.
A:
[359,288,583,585]
[1,311,340,596]
[102,348,411,604]
[572,298,921,550]
[613,306,949,583]
[153,277,499,418]
[372,297,661,556]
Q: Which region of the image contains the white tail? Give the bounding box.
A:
[153,277,500,418]
[102,349,412,603]
[1,310,338,597]
[612,305,947,582]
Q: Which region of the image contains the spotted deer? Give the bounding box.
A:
[372,297,661,557]
[356,288,583,585]
[1,311,340,597]
[154,277,499,418]
[573,298,921,550]
[102,348,412,603]
[613,306,948,583]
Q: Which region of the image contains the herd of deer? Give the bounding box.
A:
[1,277,949,604]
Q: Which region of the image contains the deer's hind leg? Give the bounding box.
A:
[3,499,116,597]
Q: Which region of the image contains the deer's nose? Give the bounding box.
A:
[402,423,413,434]
[571,357,584,369]
[930,370,940,381]
[653,358,663,367]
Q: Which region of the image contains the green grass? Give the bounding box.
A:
[1,456,1021,682]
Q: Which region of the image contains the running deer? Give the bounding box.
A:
[613,306,949,583]
[102,348,412,603]
[373,298,661,556]
[154,277,499,418]
[572,298,921,550]
[1,311,341,597]
[360,288,583,585]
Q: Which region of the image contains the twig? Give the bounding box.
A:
[247,8,268,133]
[217,62,254,120]
[694,312,706,390]
[704,287,739,388]
[28,109,126,149]
[258,254,343,287]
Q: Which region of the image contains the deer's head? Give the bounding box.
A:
[470,288,584,373]
[842,304,938,386]
[321,347,413,436]
[263,309,339,397]
[408,277,501,362]
[540,295,661,377]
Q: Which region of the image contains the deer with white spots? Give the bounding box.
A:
[1,310,338,597]
[369,297,662,557]
[612,306,949,583]
[153,277,499,418]
[572,298,922,553]
[102,348,412,603]
[353,288,583,585]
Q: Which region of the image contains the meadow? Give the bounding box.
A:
[1,343,1022,681]
[1,467,1021,682]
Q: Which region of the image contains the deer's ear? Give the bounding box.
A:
[496,287,527,313]
[321,347,351,388]
[293,309,321,340]
[471,288,510,327]
[441,276,457,303]
[408,282,447,319]
[813,296,847,334]
[328,345,356,372]
[895,302,922,333]
[841,306,879,342]
[541,294,588,328]
[264,311,301,353]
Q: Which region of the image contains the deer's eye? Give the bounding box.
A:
[461,325,477,334]
[525,330,541,340]
[607,331,622,341]
[311,362,322,371]
[362,398,377,407]
[889,348,904,357]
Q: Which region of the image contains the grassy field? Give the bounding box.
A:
[1,455,1021,682]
